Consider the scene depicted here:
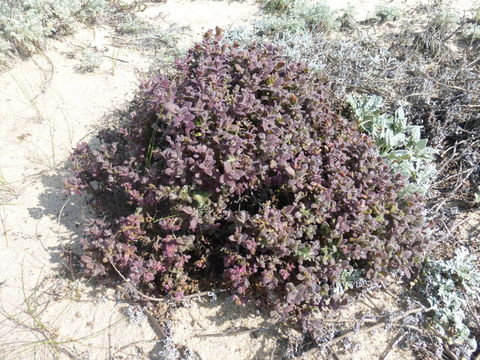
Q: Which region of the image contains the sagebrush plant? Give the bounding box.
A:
[462,24,480,42]
[246,0,339,37]
[261,0,296,15]
[419,247,480,356]
[74,50,102,73]
[430,9,459,31]
[294,1,337,32]
[374,4,400,22]
[347,94,437,194]
[67,29,427,338]
[0,0,105,60]
[113,13,145,35]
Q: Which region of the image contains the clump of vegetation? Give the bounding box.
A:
[261,0,296,15]
[462,24,480,43]
[67,30,427,337]
[294,1,337,32]
[374,4,400,22]
[248,0,339,36]
[417,247,480,358]
[430,9,459,31]
[347,94,437,194]
[0,0,106,60]
[74,50,102,73]
[113,13,146,35]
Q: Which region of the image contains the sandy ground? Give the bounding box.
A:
[0,0,478,359]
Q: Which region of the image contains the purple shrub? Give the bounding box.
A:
[67,28,427,336]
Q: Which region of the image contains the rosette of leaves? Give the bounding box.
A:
[347,94,437,194]
[67,28,427,337]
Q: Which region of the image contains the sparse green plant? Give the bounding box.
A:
[246,0,338,37]
[113,13,145,35]
[333,269,364,295]
[141,28,181,49]
[294,1,337,32]
[253,14,307,35]
[375,4,400,22]
[262,0,296,15]
[418,248,480,356]
[347,94,437,194]
[474,186,480,204]
[462,24,480,42]
[108,0,145,13]
[430,9,459,31]
[74,50,102,73]
[226,0,358,71]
